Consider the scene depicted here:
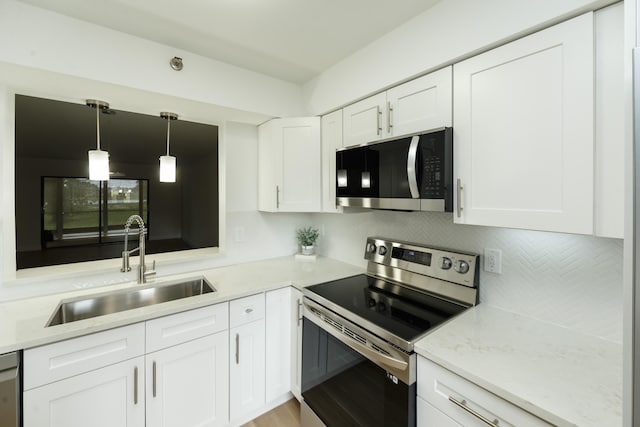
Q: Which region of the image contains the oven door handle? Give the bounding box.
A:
[332,326,409,371]
[407,135,420,199]
[304,303,408,372]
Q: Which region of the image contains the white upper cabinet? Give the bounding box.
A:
[387,67,452,137]
[321,109,343,213]
[453,13,595,234]
[343,66,452,147]
[258,117,321,212]
[343,92,387,147]
[594,3,624,238]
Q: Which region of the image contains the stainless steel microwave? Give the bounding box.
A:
[336,127,453,212]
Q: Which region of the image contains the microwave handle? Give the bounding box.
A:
[407,135,420,198]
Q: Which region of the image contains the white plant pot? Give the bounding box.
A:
[301,245,315,255]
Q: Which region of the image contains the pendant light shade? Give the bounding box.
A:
[87,99,110,181]
[159,155,176,182]
[160,112,178,183]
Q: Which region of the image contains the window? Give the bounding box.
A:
[42,177,149,247]
[15,95,219,269]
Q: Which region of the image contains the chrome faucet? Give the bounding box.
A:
[121,215,156,283]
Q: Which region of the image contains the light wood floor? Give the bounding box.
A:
[241,398,301,427]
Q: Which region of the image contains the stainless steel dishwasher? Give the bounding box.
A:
[0,351,20,427]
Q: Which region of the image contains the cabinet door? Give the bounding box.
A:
[24,356,145,427]
[258,117,321,212]
[265,287,292,403]
[258,120,279,212]
[321,110,343,213]
[417,397,461,427]
[290,288,303,401]
[453,13,594,234]
[230,320,266,421]
[594,3,624,238]
[146,332,229,427]
[343,92,387,147]
[387,66,452,137]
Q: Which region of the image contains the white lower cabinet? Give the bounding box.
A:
[417,356,552,426]
[417,397,461,427]
[24,356,145,427]
[265,287,292,403]
[290,288,303,400]
[146,332,229,427]
[23,288,302,427]
[229,293,266,421]
[24,304,230,427]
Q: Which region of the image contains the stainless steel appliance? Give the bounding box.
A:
[0,351,20,427]
[336,128,453,212]
[301,237,479,427]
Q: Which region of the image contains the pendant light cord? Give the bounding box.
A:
[166,118,171,156]
[96,104,101,151]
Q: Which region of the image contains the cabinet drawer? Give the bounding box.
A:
[24,323,145,390]
[230,293,265,328]
[146,303,229,353]
[417,357,552,426]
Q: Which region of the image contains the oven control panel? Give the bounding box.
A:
[364,237,479,288]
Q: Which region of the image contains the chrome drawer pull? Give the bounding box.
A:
[152,361,157,398]
[244,308,254,314]
[133,366,138,405]
[448,396,499,426]
[235,333,240,365]
[376,106,382,136]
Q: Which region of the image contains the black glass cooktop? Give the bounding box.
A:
[306,274,467,343]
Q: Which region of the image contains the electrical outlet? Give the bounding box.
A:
[483,248,502,274]
[234,226,246,243]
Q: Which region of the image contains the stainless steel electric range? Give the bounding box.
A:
[300,237,479,427]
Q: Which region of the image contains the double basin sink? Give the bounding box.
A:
[46,277,216,327]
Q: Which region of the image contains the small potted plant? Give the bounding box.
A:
[296,226,320,256]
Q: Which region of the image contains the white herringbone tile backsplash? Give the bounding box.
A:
[312,210,623,343]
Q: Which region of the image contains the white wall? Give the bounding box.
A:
[303,0,617,114]
[0,0,304,120]
[312,211,623,343]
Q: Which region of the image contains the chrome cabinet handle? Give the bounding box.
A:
[448,396,499,426]
[297,299,302,326]
[376,106,382,136]
[456,178,463,218]
[276,185,280,209]
[152,361,157,398]
[133,366,138,405]
[407,135,420,198]
[244,307,253,314]
[235,333,240,365]
[387,101,393,133]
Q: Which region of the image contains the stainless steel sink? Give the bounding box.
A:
[46,277,216,327]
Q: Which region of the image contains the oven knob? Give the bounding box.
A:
[454,260,470,274]
[366,243,377,254]
[441,257,452,270]
[378,246,387,255]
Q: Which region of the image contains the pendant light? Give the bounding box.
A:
[159,112,178,182]
[86,99,110,181]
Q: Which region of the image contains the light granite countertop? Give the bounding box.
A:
[0,255,364,353]
[414,304,622,427]
[0,257,622,426]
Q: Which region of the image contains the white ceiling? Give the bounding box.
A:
[17,0,442,83]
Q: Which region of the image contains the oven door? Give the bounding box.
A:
[301,299,416,427]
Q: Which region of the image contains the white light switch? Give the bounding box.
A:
[234,226,246,243]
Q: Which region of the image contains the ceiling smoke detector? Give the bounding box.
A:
[170,57,183,71]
